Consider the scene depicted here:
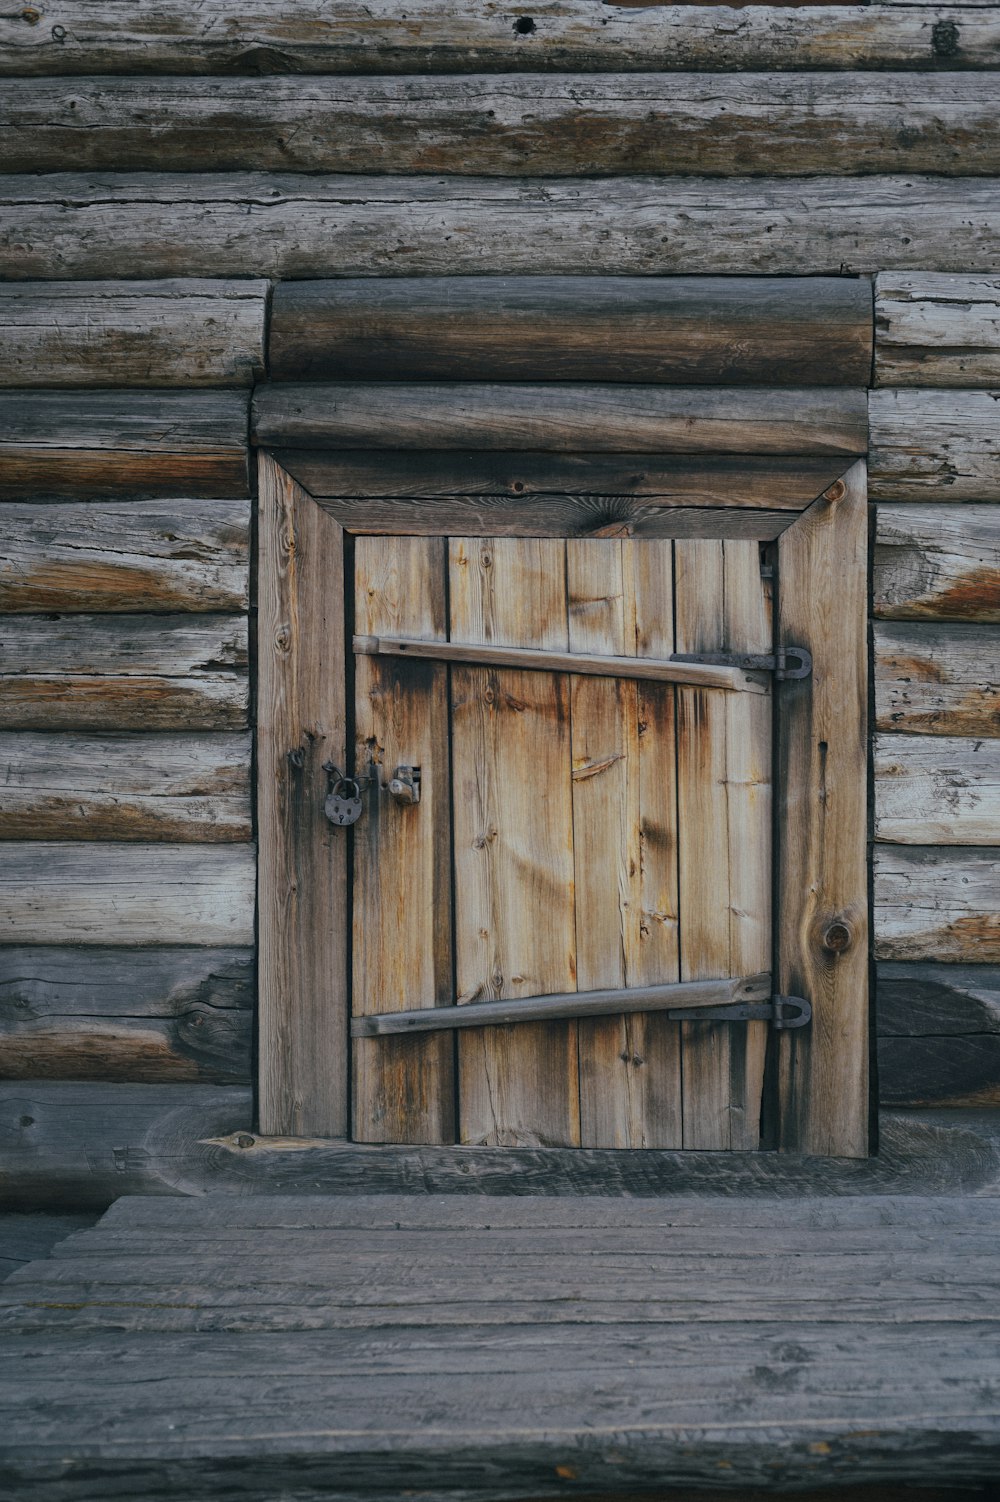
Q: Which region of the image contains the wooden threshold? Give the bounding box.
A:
[352,973,772,1037]
[353,633,770,693]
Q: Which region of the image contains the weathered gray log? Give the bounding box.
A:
[869,389,1000,502]
[877,962,1000,1108]
[0,281,266,389]
[6,75,999,176]
[0,389,249,499]
[269,276,873,386]
[875,273,1000,387]
[0,614,249,731]
[2,3,999,75]
[253,384,868,456]
[0,732,252,841]
[0,499,249,614]
[873,503,1000,622]
[874,846,1000,962]
[4,1082,1000,1210]
[875,733,1000,844]
[0,843,256,948]
[874,623,999,737]
[0,947,253,1085]
[0,1214,97,1281]
[4,174,1000,280]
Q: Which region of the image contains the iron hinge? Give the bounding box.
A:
[672,646,812,681]
[666,995,812,1030]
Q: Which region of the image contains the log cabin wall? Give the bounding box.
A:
[1,0,999,1202]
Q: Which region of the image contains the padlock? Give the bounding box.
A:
[323,769,364,827]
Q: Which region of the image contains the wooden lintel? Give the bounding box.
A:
[353,633,770,694]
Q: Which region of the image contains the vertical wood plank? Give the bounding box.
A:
[675,539,771,1150]
[777,461,869,1159]
[449,537,579,1147]
[352,537,454,1144]
[721,540,773,1150]
[570,540,681,1148]
[257,454,346,1138]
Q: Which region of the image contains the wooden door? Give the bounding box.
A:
[348,534,771,1149]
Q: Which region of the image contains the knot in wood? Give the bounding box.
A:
[822,479,847,505]
[822,921,853,954]
[235,1132,256,1149]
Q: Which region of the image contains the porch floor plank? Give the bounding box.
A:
[1,1193,998,1500]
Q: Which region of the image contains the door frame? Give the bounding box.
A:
[256,451,869,1157]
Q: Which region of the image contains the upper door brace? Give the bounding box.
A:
[353,634,811,693]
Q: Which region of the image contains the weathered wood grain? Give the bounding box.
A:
[270,276,872,386]
[777,462,869,1158]
[355,633,766,694]
[0,614,248,731]
[253,385,867,456]
[450,537,580,1148]
[0,389,249,499]
[351,537,454,1145]
[875,622,999,737]
[0,1214,96,1281]
[869,389,1000,502]
[2,1081,1000,1208]
[569,540,682,1149]
[256,456,346,1139]
[875,273,1000,387]
[8,74,999,178]
[2,3,1000,75]
[874,503,1000,622]
[0,732,251,842]
[5,174,1000,280]
[0,844,255,947]
[675,540,771,1152]
[875,846,1000,962]
[0,281,265,389]
[878,962,1000,1109]
[0,498,249,614]
[0,947,253,1084]
[875,733,1000,844]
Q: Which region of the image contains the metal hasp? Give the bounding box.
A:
[673,646,812,681]
[352,974,812,1037]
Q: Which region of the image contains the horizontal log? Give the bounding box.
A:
[2,1081,999,1210]
[873,503,1000,622]
[0,947,253,1084]
[2,3,999,75]
[0,498,249,613]
[253,385,868,456]
[318,497,795,542]
[874,733,1000,844]
[875,273,1000,387]
[354,633,770,693]
[285,451,846,506]
[0,614,248,731]
[353,974,772,1036]
[868,389,1000,502]
[0,281,266,390]
[877,962,1000,1109]
[4,174,1000,280]
[0,732,252,841]
[874,623,999,737]
[269,276,873,386]
[0,390,249,499]
[0,843,256,947]
[874,845,1000,962]
[7,75,999,177]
